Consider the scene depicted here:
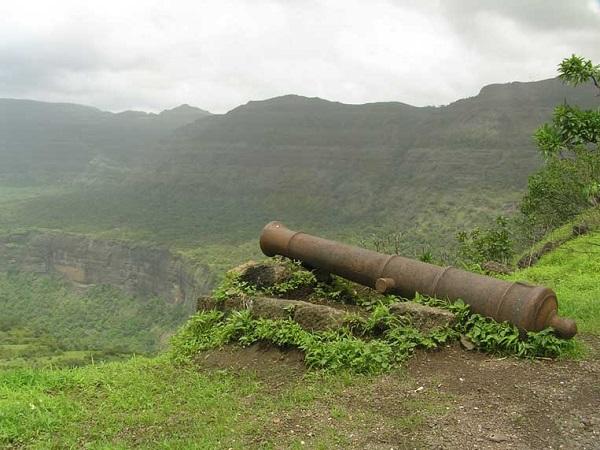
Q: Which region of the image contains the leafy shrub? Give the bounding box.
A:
[456,216,514,265]
[520,149,600,233]
[521,55,600,233]
[264,262,317,296]
[171,291,573,373]
[213,272,257,302]
[413,294,574,358]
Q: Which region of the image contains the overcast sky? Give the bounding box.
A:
[1,0,599,113]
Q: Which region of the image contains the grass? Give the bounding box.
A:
[514,207,600,264]
[0,356,442,449]
[507,230,600,335]
[1,357,257,448]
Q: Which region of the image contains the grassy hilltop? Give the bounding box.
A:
[1,70,599,447]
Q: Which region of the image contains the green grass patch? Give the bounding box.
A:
[0,355,443,449]
[513,207,600,264]
[507,230,600,335]
[0,357,260,448]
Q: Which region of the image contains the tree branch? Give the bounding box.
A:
[591,75,600,94]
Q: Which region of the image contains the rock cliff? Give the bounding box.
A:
[0,230,214,309]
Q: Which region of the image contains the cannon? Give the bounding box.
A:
[259,221,577,338]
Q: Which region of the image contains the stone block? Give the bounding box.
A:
[197,295,347,332]
[389,301,456,333]
[229,261,291,289]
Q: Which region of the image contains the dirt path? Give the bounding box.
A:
[409,345,600,449]
[196,340,600,449]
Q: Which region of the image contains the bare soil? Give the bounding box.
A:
[196,339,600,449]
[410,343,600,449]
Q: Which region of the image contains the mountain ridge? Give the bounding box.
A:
[0,97,211,116]
[1,76,597,255]
[0,98,212,181]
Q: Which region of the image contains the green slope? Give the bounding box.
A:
[0,273,191,368]
[0,99,210,182]
[507,230,600,335]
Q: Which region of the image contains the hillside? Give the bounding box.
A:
[2,229,598,449]
[0,77,595,257]
[0,99,210,182]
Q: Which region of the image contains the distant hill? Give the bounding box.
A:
[126,77,595,244]
[0,78,597,257]
[157,78,595,184]
[0,99,210,181]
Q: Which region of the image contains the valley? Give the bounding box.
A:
[2,3,600,447]
[0,77,595,368]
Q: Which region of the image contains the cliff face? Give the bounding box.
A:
[0,231,214,309]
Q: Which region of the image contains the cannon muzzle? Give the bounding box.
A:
[259,221,577,338]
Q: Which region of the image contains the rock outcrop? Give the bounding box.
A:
[198,295,347,332]
[389,302,456,333]
[0,230,214,308]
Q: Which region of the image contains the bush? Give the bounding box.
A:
[170,271,575,374]
[521,55,600,232]
[456,216,514,265]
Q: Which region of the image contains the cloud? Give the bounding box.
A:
[0,0,599,113]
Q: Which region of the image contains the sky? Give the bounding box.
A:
[1,0,599,113]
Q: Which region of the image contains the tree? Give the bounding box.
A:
[521,55,600,231]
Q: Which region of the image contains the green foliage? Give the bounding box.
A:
[0,272,191,363]
[0,357,264,448]
[419,248,434,263]
[187,257,577,373]
[0,351,445,449]
[456,216,514,265]
[168,310,228,362]
[172,286,573,374]
[264,261,317,296]
[412,295,574,358]
[0,329,129,369]
[213,260,318,301]
[559,54,600,87]
[0,179,526,276]
[459,314,571,358]
[312,276,358,304]
[170,305,460,374]
[535,105,600,158]
[507,230,600,335]
[522,55,600,233]
[520,151,600,231]
[213,271,257,301]
[213,262,392,311]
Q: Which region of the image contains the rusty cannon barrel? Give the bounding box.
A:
[259,221,577,338]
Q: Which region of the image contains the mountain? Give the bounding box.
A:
[0,78,597,256]
[158,78,595,184]
[124,77,594,245]
[0,99,210,182]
